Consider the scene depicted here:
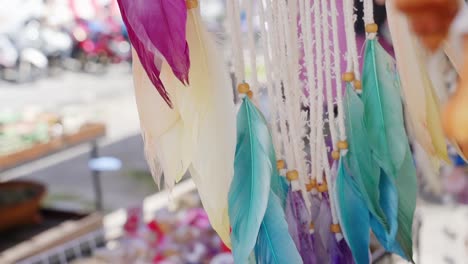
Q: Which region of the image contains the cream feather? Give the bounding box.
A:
[185,7,236,247]
[386,1,434,155]
[132,7,236,246]
[132,50,185,188]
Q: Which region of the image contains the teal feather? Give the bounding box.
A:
[255,191,303,264]
[228,97,274,263]
[369,169,400,254]
[394,147,417,262]
[344,84,387,228]
[361,39,417,262]
[335,160,370,264]
[362,39,408,179]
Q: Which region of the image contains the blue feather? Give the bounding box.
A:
[335,160,370,264]
[255,191,303,264]
[228,97,274,263]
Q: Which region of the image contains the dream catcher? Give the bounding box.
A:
[118,0,468,263]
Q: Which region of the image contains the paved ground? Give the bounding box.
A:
[0,65,159,212]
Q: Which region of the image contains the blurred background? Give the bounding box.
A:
[0,0,467,264]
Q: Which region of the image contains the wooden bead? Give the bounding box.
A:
[306,179,317,191]
[186,0,198,9]
[332,150,340,161]
[247,90,254,99]
[337,141,349,150]
[237,83,250,94]
[277,160,286,170]
[286,170,299,181]
[317,183,328,193]
[330,224,342,234]
[353,80,362,90]
[342,72,355,82]
[365,23,379,33]
[309,222,315,231]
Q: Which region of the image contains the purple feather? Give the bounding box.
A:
[317,194,354,264]
[117,0,190,107]
[285,186,317,264]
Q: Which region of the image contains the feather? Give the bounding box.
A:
[255,191,303,264]
[361,37,417,262]
[132,50,180,187]
[387,0,450,164]
[118,0,190,106]
[344,84,387,227]
[385,2,432,155]
[362,39,408,180]
[393,147,418,262]
[285,181,316,264]
[309,194,322,222]
[269,156,288,209]
[314,195,332,264]
[185,8,236,247]
[228,96,273,263]
[335,160,371,264]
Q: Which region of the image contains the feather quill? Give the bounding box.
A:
[255,191,303,264]
[334,160,371,264]
[228,96,273,263]
[118,0,190,106]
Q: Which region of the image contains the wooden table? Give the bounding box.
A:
[0,123,106,173]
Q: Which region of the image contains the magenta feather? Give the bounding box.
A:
[285,187,317,264]
[117,0,189,106]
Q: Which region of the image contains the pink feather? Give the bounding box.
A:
[117,0,190,107]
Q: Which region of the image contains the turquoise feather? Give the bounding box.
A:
[228,97,274,263]
[335,160,370,264]
[255,191,303,264]
[369,169,400,254]
[344,84,387,228]
[362,39,408,180]
[361,39,417,262]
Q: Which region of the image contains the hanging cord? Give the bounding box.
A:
[330,0,347,145]
[363,0,377,39]
[282,0,311,210]
[321,0,338,152]
[275,0,296,170]
[313,0,326,186]
[344,0,362,88]
[245,0,258,92]
[227,0,245,83]
[258,0,284,159]
[302,0,318,182]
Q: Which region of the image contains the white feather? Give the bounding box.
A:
[186,8,236,247]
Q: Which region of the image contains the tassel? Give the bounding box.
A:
[185,6,236,248]
[334,160,371,264]
[362,38,417,262]
[228,94,273,263]
[117,0,190,106]
[272,160,289,209]
[285,171,316,264]
[344,84,387,227]
[334,160,370,264]
[255,191,303,264]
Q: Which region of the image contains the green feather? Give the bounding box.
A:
[362,39,408,180]
[344,84,387,228]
